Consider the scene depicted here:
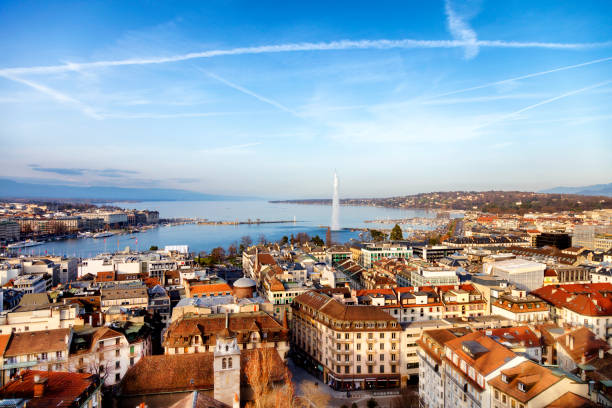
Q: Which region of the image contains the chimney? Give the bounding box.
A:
[233,392,240,408]
[33,376,47,398]
[581,354,587,365]
[570,335,574,350]
[600,348,605,359]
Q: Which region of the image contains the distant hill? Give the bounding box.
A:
[540,182,612,197]
[0,179,249,201]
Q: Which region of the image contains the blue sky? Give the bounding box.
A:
[0,0,611,198]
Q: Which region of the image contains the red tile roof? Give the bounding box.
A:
[120,348,286,396]
[0,370,99,408]
[532,283,612,316]
[545,392,596,407]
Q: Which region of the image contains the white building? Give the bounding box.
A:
[485,259,545,292]
[410,266,459,287]
[360,244,413,268]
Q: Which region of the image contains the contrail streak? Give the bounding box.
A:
[429,56,612,99]
[0,73,102,119]
[475,79,612,129]
[1,38,610,76]
[207,72,297,115]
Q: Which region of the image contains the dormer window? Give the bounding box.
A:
[518,382,526,392]
[501,374,508,383]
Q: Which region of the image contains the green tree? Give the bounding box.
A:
[149,245,158,251]
[310,235,324,246]
[369,229,387,242]
[390,224,403,240]
[280,236,289,245]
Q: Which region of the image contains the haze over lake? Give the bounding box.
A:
[31,200,440,257]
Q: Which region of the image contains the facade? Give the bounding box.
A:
[0,294,81,334]
[1,329,71,383]
[488,360,588,408]
[417,327,472,408]
[412,246,457,262]
[68,326,147,386]
[163,312,289,360]
[0,221,19,244]
[12,274,50,294]
[359,244,413,268]
[443,331,525,408]
[99,282,148,312]
[292,291,402,390]
[410,266,459,287]
[532,283,612,343]
[490,290,550,323]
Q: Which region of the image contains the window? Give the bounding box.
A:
[115,350,120,357]
[116,338,120,345]
[357,355,361,362]
[380,365,384,373]
[380,343,384,350]
[368,365,373,374]
[495,390,499,400]
[130,357,134,366]
[222,358,227,369]
[115,361,120,369]
[357,344,361,351]
[56,351,63,358]
[357,366,361,374]
[380,333,384,339]
[228,357,233,368]
[357,333,361,339]
[130,346,135,354]
[115,373,121,382]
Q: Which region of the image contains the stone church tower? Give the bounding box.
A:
[213,314,241,407]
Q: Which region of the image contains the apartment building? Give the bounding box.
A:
[490,289,550,323]
[488,360,588,408]
[292,291,402,390]
[163,312,289,360]
[532,283,612,343]
[68,325,148,386]
[417,327,472,408]
[443,331,525,408]
[0,294,81,334]
[410,266,459,287]
[99,282,148,312]
[1,328,71,384]
[360,243,413,268]
[12,274,50,294]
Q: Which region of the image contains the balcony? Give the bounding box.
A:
[336,360,352,366]
[365,360,377,365]
[365,337,377,343]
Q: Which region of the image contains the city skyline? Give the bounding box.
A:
[1,0,611,198]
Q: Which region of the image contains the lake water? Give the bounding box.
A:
[30,200,441,257]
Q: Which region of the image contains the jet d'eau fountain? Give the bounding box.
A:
[331,171,340,231]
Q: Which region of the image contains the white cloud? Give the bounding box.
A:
[445,0,479,59]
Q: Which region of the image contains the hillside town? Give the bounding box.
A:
[0,207,610,407]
